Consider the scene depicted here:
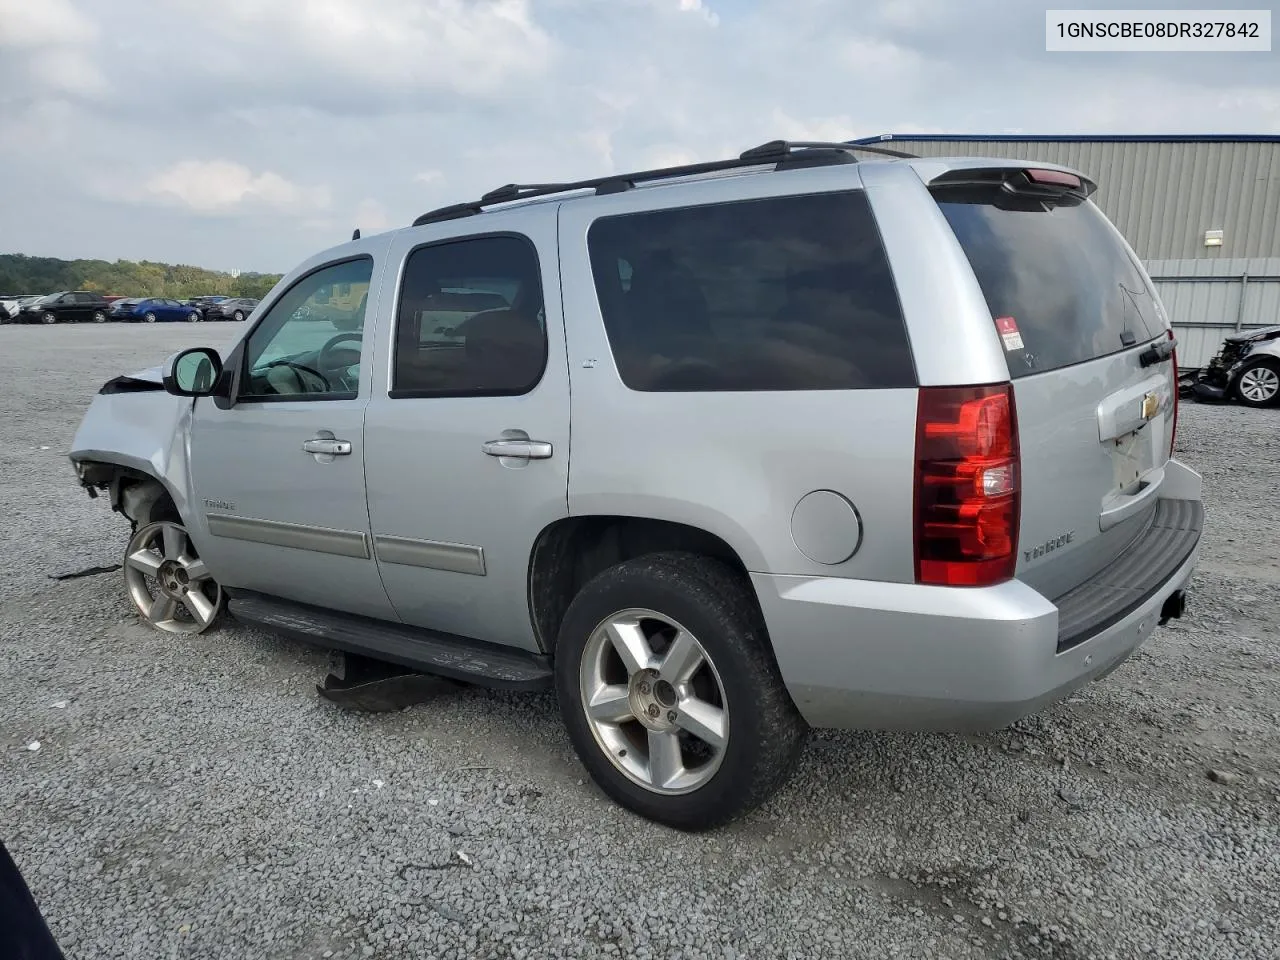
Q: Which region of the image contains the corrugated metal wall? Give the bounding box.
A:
[1148,258,1280,368]
[885,139,1280,261]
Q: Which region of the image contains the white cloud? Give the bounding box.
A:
[677,0,719,26]
[145,160,331,214]
[176,0,553,99]
[353,198,392,233]
[768,110,858,144]
[0,0,106,97]
[0,0,95,46]
[2,0,1278,273]
[25,48,105,98]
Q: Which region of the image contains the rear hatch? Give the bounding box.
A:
[930,168,1178,602]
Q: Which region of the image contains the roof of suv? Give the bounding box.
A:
[306,138,1095,271]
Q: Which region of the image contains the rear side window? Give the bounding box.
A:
[586,191,915,392]
[935,191,1160,378]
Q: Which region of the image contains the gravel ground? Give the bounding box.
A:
[2,323,1278,960]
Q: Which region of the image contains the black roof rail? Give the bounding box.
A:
[741,139,919,161]
[410,137,916,227]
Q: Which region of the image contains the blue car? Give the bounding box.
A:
[109,297,203,323]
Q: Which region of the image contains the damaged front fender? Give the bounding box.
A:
[68,382,197,526]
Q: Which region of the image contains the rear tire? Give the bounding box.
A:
[233,310,244,322]
[1234,360,1280,408]
[92,310,106,323]
[554,551,807,831]
[41,312,56,325]
[144,312,157,324]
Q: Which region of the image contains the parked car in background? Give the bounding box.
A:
[201,297,259,321]
[182,296,228,317]
[19,291,112,324]
[1192,325,1280,407]
[109,297,202,324]
[0,293,43,322]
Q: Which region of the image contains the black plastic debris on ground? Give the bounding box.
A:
[317,652,464,713]
[49,564,122,582]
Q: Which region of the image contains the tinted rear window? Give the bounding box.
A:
[586,191,915,392]
[935,192,1160,378]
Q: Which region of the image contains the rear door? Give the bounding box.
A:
[362,212,571,652]
[931,172,1177,599]
[74,293,96,321]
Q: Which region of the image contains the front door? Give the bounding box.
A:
[363,215,571,651]
[186,248,399,621]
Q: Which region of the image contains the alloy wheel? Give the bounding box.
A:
[579,608,729,794]
[1239,366,1280,404]
[123,521,222,634]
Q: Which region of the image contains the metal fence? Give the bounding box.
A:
[1147,258,1280,369]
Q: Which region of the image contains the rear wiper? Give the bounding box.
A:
[1139,334,1177,368]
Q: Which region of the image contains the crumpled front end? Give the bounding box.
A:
[68,368,197,523]
[1194,326,1280,400]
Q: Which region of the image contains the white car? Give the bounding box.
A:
[0,294,42,322]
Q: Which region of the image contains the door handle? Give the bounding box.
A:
[482,439,553,460]
[302,438,352,456]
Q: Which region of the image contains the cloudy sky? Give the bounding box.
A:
[1,0,1276,273]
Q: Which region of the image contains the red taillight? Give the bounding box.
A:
[914,383,1021,587]
[1168,328,1179,459]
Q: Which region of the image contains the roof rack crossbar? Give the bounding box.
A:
[410,137,916,226]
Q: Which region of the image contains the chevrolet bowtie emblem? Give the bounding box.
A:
[1140,391,1161,421]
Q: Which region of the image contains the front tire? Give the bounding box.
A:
[555,552,807,831]
[92,310,106,323]
[1235,360,1280,408]
[187,311,200,323]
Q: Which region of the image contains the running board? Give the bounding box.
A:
[226,592,553,691]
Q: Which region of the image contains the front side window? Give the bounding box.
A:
[240,258,373,401]
[586,191,915,392]
[391,235,547,397]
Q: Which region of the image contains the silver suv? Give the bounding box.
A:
[69,140,1203,830]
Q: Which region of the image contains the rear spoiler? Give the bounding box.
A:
[926,165,1098,205]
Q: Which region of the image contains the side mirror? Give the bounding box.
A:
[162,347,223,397]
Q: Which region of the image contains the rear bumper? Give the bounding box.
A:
[755,464,1203,732]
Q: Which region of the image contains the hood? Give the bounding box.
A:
[1225,325,1280,344]
[99,363,165,394]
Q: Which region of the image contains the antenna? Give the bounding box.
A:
[351,228,361,241]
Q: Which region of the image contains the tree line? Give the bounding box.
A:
[0,254,283,300]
